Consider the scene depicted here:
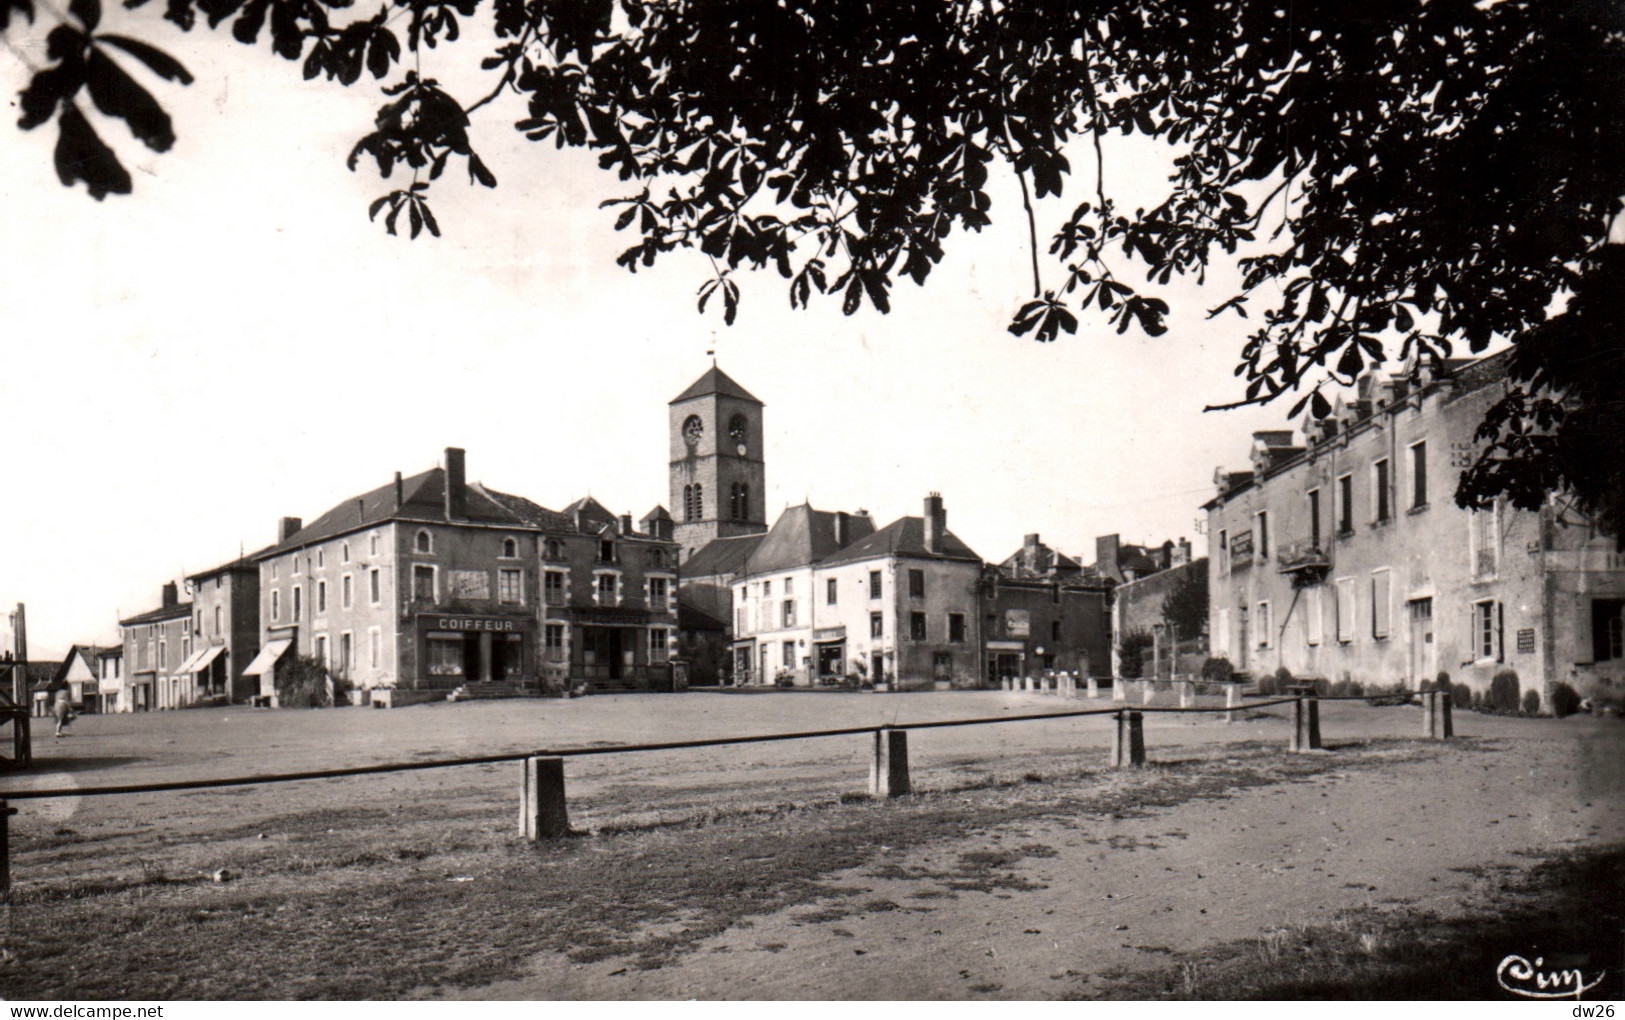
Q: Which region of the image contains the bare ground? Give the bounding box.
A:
[0,691,1619,1000]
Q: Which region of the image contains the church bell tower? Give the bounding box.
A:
[669,366,767,560]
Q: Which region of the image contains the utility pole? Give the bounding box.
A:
[7,604,26,705]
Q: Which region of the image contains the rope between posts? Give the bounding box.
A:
[0,696,1305,801]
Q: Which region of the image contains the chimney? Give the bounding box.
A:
[444,447,466,521]
[620,513,634,536]
[161,582,178,608]
[279,517,303,542]
[923,493,945,555]
[834,511,849,547]
[1096,534,1121,581]
[394,471,403,511]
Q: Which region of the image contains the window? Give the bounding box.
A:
[910,612,927,641]
[729,482,751,522]
[596,574,618,604]
[1474,600,1502,661]
[649,628,670,662]
[784,577,794,596]
[293,585,303,621]
[1410,441,1428,509]
[1257,601,1272,648]
[1338,474,1354,534]
[545,624,566,657]
[499,568,523,605]
[1373,458,1391,523]
[647,548,665,569]
[598,540,615,563]
[735,607,746,634]
[271,560,278,580]
[1336,576,1356,643]
[782,599,796,627]
[314,634,329,668]
[1217,529,1228,574]
[369,568,380,605]
[908,569,925,598]
[341,542,350,564]
[1471,504,1499,578]
[316,580,327,614]
[543,538,563,561]
[502,537,518,558]
[1305,587,1323,646]
[341,573,353,609]
[316,548,325,569]
[948,613,966,643]
[869,571,882,600]
[369,627,381,669]
[1371,569,1392,639]
[369,533,379,557]
[195,609,202,634]
[870,612,883,638]
[271,589,282,622]
[649,577,668,610]
[1307,489,1321,548]
[763,580,772,598]
[426,633,462,676]
[544,571,565,603]
[1255,511,1270,561]
[416,530,432,554]
[1592,599,1624,662]
[338,632,352,678]
[826,578,838,605]
[412,565,435,601]
[213,605,222,635]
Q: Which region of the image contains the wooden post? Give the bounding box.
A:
[870,728,910,798]
[0,800,13,901]
[520,756,570,840]
[1178,680,1194,709]
[1111,711,1146,768]
[1226,683,1242,724]
[1421,690,1436,738]
[1290,694,1322,752]
[1440,689,1454,738]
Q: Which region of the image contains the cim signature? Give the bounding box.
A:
[1496,954,1607,999]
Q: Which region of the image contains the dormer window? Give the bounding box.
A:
[416,530,433,554]
[502,537,519,558]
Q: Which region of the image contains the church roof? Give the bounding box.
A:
[670,366,762,405]
[680,534,766,579]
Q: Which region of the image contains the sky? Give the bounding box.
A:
[0,11,1287,660]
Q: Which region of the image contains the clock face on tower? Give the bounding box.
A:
[682,415,705,446]
[728,414,748,455]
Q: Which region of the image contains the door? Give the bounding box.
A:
[1409,598,1435,689]
[1236,606,1249,671]
[817,643,844,678]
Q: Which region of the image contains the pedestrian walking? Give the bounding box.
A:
[48,677,74,737]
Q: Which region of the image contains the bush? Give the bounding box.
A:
[1550,682,1582,718]
[1117,629,1155,679]
[1471,688,1485,711]
[1487,669,1521,714]
[1450,682,1473,710]
[1329,678,1354,697]
[1434,670,1452,692]
[1201,657,1235,683]
[274,654,341,707]
[1254,666,1295,696]
[1521,689,1541,716]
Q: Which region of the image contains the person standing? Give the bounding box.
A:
[48,677,73,737]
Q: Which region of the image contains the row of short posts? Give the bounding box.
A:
[1000,673,1102,698]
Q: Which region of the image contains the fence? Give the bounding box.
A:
[0,687,1455,898]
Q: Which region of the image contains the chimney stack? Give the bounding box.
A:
[923,493,945,554]
[444,447,466,521]
[279,517,303,542]
[394,471,404,511]
[161,582,178,608]
[834,511,849,547]
[620,513,634,536]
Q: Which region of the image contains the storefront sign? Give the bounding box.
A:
[1230,530,1254,566]
[427,615,524,633]
[813,627,846,643]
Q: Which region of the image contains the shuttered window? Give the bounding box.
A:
[1371,570,1392,639]
[1336,577,1356,643]
[1305,587,1323,646]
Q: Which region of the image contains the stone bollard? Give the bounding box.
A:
[1225,683,1242,723]
[1086,676,1099,699]
[1112,678,1125,703]
[1289,694,1323,752]
[1002,676,1012,692]
[1111,711,1146,768]
[520,756,570,839]
[1024,675,1034,693]
[870,727,911,798]
[1178,680,1194,709]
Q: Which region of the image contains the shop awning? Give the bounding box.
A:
[176,644,225,675]
[240,639,292,676]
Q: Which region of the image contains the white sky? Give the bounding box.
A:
[1,11,1285,660]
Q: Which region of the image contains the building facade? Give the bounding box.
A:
[984,533,1114,682]
[178,556,263,704]
[1204,352,1625,705]
[732,495,983,688]
[252,448,680,699]
[118,583,192,711]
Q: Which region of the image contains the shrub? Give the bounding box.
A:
[1521,689,1541,716]
[1432,670,1453,692]
[1471,688,1485,711]
[1329,678,1354,698]
[1117,630,1155,679]
[1254,666,1295,696]
[1550,682,1582,718]
[1487,669,1521,713]
[274,654,340,707]
[1450,682,1473,711]
[1201,657,1235,683]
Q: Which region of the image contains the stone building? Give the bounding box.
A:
[1204,351,1625,705]
[178,554,263,704]
[732,495,982,688]
[252,448,679,700]
[983,534,1113,682]
[118,582,191,710]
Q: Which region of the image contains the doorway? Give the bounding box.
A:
[1408,598,1435,689]
[581,627,624,680]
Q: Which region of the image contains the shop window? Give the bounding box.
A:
[426,633,463,676]
[500,634,524,678]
